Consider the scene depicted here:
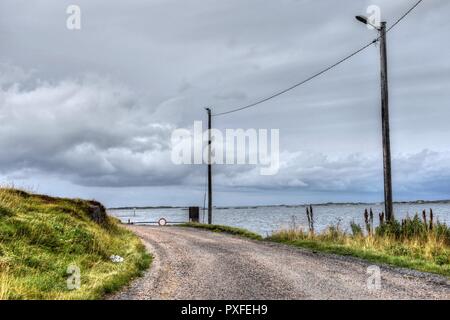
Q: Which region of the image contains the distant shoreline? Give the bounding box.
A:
[107,199,450,211]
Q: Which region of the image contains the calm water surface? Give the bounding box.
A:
[109,203,450,236]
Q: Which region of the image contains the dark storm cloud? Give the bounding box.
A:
[0,0,449,205]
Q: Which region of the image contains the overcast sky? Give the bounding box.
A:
[0,0,449,207]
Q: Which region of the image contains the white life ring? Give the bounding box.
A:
[158,218,167,226]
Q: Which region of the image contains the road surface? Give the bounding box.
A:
[110,226,449,300]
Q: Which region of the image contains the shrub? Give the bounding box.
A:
[434,222,450,245]
[376,219,402,239]
[350,221,363,237]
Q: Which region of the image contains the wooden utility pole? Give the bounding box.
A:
[379,22,394,222]
[206,108,213,224]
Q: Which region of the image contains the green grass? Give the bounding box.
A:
[268,237,450,277]
[0,188,151,300]
[181,222,263,240]
[183,218,449,278]
[268,217,450,278]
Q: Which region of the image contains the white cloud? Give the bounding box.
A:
[1,0,450,204]
[1,64,450,199]
[0,67,192,186]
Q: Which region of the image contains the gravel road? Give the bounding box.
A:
[110,226,449,300]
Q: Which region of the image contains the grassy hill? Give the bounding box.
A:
[0,188,151,300]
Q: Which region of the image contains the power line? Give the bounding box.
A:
[387,0,423,32]
[213,40,376,117]
[213,0,423,117]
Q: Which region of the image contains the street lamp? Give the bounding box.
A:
[355,15,381,30]
[356,15,394,222]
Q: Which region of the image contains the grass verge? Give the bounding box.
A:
[0,188,151,300]
[183,217,449,278]
[181,222,263,240]
[268,236,450,277]
[268,214,450,278]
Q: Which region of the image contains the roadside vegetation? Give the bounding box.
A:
[184,207,449,277]
[182,222,263,240]
[268,208,450,277]
[0,188,151,300]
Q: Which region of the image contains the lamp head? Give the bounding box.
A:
[355,15,369,25]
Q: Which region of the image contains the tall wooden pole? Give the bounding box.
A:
[206,108,213,224]
[379,22,394,221]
